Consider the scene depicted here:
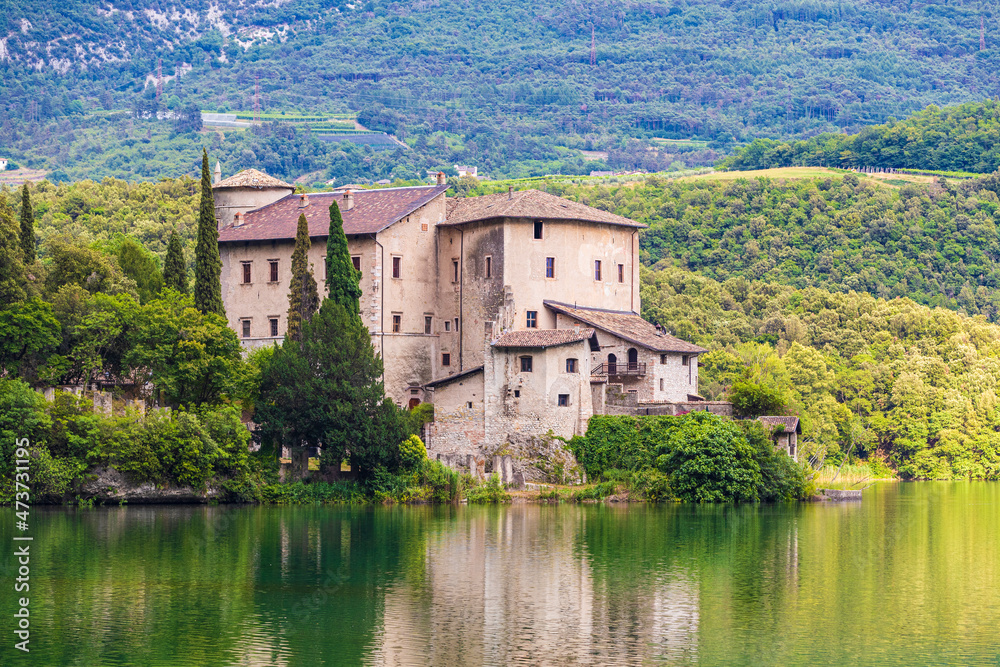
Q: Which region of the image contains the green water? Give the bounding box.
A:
[1,483,999,666]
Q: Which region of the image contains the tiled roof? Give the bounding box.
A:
[492,328,596,349]
[218,185,449,243]
[213,169,294,190]
[424,366,484,389]
[442,189,646,228]
[544,301,708,354]
[757,416,801,433]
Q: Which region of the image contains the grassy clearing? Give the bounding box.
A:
[812,463,896,490]
[678,166,943,188]
[650,137,711,148]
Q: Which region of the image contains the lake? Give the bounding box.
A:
[1,482,998,665]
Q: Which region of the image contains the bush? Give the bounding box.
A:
[729,380,787,417]
[399,434,427,470]
[627,468,673,502]
[466,473,511,504]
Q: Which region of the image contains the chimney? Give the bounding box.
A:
[343,189,354,211]
[436,171,446,185]
[298,193,309,208]
[508,186,513,200]
[233,212,243,227]
[213,160,221,185]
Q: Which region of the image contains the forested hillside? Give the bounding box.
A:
[719,101,1000,173]
[3,0,1000,180]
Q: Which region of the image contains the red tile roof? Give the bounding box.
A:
[442,189,645,228]
[544,301,708,354]
[213,169,294,190]
[218,185,449,243]
[491,328,597,349]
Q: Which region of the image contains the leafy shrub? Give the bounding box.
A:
[466,473,511,504]
[729,380,788,418]
[627,468,673,502]
[399,434,428,470]
[413,459,459,503]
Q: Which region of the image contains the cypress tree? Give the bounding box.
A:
[19,184,35,265]
[163,230,187,293]
[0,195,27,305]
[286,213,320,342]
[325,200,362,312]
[194,149,224,316]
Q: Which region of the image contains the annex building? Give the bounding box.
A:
[213,167,710,464]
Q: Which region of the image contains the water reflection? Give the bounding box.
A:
[1,484,998,666]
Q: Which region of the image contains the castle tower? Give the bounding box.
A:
[212,168,295,229]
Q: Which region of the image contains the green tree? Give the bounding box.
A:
[325,200,362,310]
[19,184,35,265]
[286,213,320,342]
[163,230,187,293]
[0,195,26,306]
[729,380,788,417]
[194,149,223,316]
[44,236,136,299]
[116,237,163,304]
[0,299,60,381]
[257,299,408,479]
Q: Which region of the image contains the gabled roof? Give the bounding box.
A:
[492,328,598,350]
[213,168,294,190]
[757,416,801,434]
[424,366,484,389]
[442,189,645,228]
[218,185,449,243]
[544,301,708,354]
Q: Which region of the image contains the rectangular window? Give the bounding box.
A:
[241,319,250,338]
[392,256,401,279]
[566,358,577,373]
[454,318,459,332]
[514,389,520,398]
[485,255,492,278]
[520,356,533,373]
[392,314,401,333]
[269,318,278,337]
[594,260,602,281]
[533,220,543,239]
[241,262,252,284]
[545,257,555,278]
[558,394,570,407]
[660,378,664,391]
[526,311,537,328]
[424,316,433,335]
[352,256,361,272]
[661,354,668,364]
[442,353,451,366]
[452,259,459,283]
[618,263,625,283]
[444,320,452,332]
[269,260,279,283]
[682,356,690,366]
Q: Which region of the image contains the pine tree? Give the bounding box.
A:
[19,184,35,265]
[0,195,27,305]
[286,213,320,342]
[163,230,187,293]
[194,149,224,316]
[325,200,362,312]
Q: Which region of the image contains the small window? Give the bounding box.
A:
[452,259,459,282]
[269,318,278,337]
[566,358,577,373]
[558,394,570,407]
[485,255,492,278]
[467,402,473,409]
[392,256,401,279]
[545,257,555,278]
[454,318,459,332]
[424,316,432,335]
[241,262,252,284]
[520,356,533,372]
[444,320,452,332]
[392,314,401,333]
[618,264,625,283]
[241,319,251,338]
[661,354,668,364]
[442,353,451,366]
[682,356,690,366]
[526,310,537,328]
[352,256,361,272]
[594,260,602,281]
[533,220,543,239]
[269,260,279,283]
[514,389,521,398]
[659,378,664,391]
[411,388,419,395]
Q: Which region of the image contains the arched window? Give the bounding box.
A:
[627,348,638,371]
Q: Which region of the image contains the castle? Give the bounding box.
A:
[213,167,711,466]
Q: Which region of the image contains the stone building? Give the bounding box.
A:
[213,169,709,466]
[757,416,800,461]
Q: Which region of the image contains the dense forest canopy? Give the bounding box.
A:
[3,0,1000,180]
[719,101,1000,173]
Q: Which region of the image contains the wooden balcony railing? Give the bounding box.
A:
[592,362,647,377]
